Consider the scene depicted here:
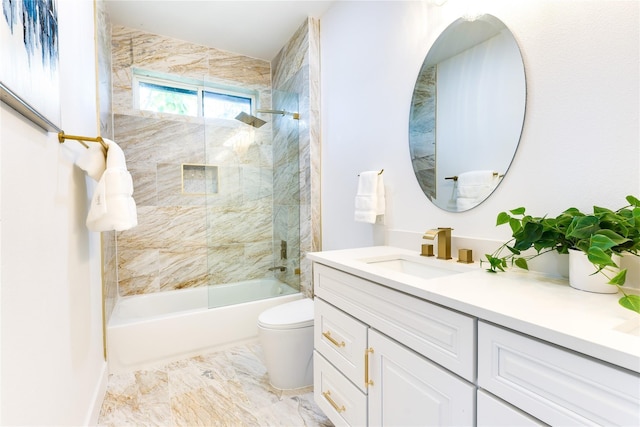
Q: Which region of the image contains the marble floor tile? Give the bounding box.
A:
[98,343,333,427]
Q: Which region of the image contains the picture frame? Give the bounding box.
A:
[1,0,61,131]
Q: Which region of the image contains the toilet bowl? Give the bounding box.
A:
[257,298,314,390]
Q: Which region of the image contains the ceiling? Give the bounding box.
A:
[104,0,336,61]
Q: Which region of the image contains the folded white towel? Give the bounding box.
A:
[355,171,385,224]
[75,144,106,182]
[457,170,497,199]
[103,169,134,196]
[104,138,128,169]
[456,197,478,211]
[86,139,138,232]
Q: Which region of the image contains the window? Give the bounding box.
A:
[203,91,252,120]
[138,81,198,116]
[133,70,255,119]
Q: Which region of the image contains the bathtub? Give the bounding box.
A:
[107,278,301,374]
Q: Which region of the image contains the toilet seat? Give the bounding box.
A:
[257,298,314,330]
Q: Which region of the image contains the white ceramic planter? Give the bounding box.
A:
[568,249,620,294]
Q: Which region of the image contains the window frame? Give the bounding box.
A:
[132,69,257,119]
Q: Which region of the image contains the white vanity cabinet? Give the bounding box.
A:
[313,263,476,426]
[309,246,640,427]
[478,321,640,426]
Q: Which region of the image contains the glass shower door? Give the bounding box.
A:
[205,90,301,309]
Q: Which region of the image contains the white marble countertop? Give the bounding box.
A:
[308,246,640,373]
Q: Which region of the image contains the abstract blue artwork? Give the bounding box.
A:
[1,0,60,128]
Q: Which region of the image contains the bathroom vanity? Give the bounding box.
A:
[309,246,640,426]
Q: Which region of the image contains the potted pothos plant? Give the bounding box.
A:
[484,195,640,314]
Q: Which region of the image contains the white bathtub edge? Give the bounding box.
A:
[107,293,303,374]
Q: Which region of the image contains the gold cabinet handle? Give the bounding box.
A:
[322,390,346,413]
[322,331,345,348]
[364,347,374,388]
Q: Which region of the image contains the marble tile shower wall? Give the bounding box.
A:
[111,25,278,296]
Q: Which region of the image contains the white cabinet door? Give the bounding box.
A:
[367,329,475,427]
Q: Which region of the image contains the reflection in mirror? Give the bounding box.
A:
[409,14,526,212]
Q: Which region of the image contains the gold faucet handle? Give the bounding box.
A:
[422,229,439,240]
[422,227,453,240]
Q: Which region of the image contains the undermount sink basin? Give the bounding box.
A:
[362,255,469,280]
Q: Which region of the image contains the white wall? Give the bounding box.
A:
[0,0,107,424]
[320,1,639,257]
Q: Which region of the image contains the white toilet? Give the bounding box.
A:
[257,298,314,390]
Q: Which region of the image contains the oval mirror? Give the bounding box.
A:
[409,14,526,212]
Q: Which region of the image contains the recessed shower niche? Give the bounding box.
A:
[181,164,219,195]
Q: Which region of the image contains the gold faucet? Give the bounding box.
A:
[423,227,453,260]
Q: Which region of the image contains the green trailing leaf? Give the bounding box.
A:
[485,254,506,272]
[509,217,522,234]
[590,234,622,252]
[619,295,640,314]
[626,195,640,207]
[514,257,528,270]
[593,229,630,246]
[593,206,614,216]
[587,247,617,267]
[608,269,627,286]
[567,216,600,239]
[513,222,543,251]
[496,212,511,226]
[510,207,526,215]
[506,246,521,255]
[632,207,640,225]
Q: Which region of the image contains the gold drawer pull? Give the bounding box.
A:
[365,347,374,388]
[322,331,345,348]
[322,390,346,413]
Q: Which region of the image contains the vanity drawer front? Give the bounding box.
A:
[478,321,640,426]
[315,298,368,392]
[477,390,544,426]
[314,350,367,427]
[314,263,476,381]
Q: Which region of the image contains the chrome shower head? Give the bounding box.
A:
[234,111,267,128]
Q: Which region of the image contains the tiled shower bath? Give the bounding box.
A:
[108,21,318,304]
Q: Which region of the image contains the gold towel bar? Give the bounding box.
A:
[445,172,503,181]
[58,131,109,151]
[358,169,384,176]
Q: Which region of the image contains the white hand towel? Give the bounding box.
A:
[104,138,128,169]
[355,171,385,224]
[75,144,106,182]
[456,170,497,199]
[86,138,138,232]
[456,197,478,211]
[103,168,134,196]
